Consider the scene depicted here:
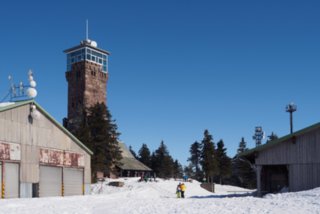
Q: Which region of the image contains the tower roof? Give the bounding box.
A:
[64,40,110,55]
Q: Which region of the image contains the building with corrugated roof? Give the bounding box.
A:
[240,122,320,196]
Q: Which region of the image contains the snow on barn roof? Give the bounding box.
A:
[0,102,15,109]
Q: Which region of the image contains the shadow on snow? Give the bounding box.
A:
[190,192,256,199]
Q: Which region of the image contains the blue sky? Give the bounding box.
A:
[1,0,320,166]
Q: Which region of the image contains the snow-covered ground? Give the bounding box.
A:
[0,178,320,214]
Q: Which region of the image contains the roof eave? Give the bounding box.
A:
[239,122,320,158]
[63,44,110,55]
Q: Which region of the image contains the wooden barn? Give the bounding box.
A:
[0,100,92,198]
[240,122,320,196]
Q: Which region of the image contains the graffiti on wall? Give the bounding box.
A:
[40,148,84,167]
[40,149,64,165]
[0,141,21,161]
[64,152,84,167]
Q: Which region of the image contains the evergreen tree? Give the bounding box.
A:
[200,130,218,183]
[173,159,183,179]
[232,137,256,189]
[75,103,122,181]
[151,152,158,176]
[267,132,279,143]
[138,143,152,168]
[129,145,138,159]
[183,163,195,178]
[237,137,248,154]
[215,140,232,184]
[188,141,202,181]
[151,141,174,178]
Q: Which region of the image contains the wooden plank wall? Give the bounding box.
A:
[256,128,320,191]
[256,129,320,165]
[0,105,91,184]
[289,164,320,191]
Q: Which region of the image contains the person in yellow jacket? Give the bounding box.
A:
[180,183,186,198]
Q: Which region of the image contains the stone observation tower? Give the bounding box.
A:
[63,37,110,133]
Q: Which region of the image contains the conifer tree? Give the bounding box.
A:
[173,159,183,179]
[216,140,231,184]
[75,103,122,181]
[237,137,248,154]
[138,143,152,168]
[184,164,195,178]
[200,130,218,183]
[188,141,202,181]
[232,137,256,189]
[151,141,174,178]
[267,132,279,143]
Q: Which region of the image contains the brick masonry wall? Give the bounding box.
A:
[65,61,108,131]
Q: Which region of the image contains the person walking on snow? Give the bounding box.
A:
[180,183,186,198]
[176,183,181,198]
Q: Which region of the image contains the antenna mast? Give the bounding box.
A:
[86,19,89,40]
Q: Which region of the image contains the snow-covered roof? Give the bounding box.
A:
[0,102,15,109]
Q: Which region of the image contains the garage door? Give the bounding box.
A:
[39,166,62,197]
[63,168,83,196]
[4,163,19,198]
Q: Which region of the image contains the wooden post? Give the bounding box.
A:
[256,165,262,197]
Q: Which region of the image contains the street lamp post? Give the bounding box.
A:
[286,103,297,134]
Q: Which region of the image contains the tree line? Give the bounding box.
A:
[184,130,256,188]
[71,102,256,188]
[130,129,256,189]
[130,141,183,179]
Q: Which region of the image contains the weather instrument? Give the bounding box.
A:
[1,69,38,102]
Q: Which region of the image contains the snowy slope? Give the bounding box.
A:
[0,178,319,214]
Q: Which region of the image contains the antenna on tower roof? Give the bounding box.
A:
[86,19,89,41]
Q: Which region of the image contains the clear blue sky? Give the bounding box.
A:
[1,0,320,166]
